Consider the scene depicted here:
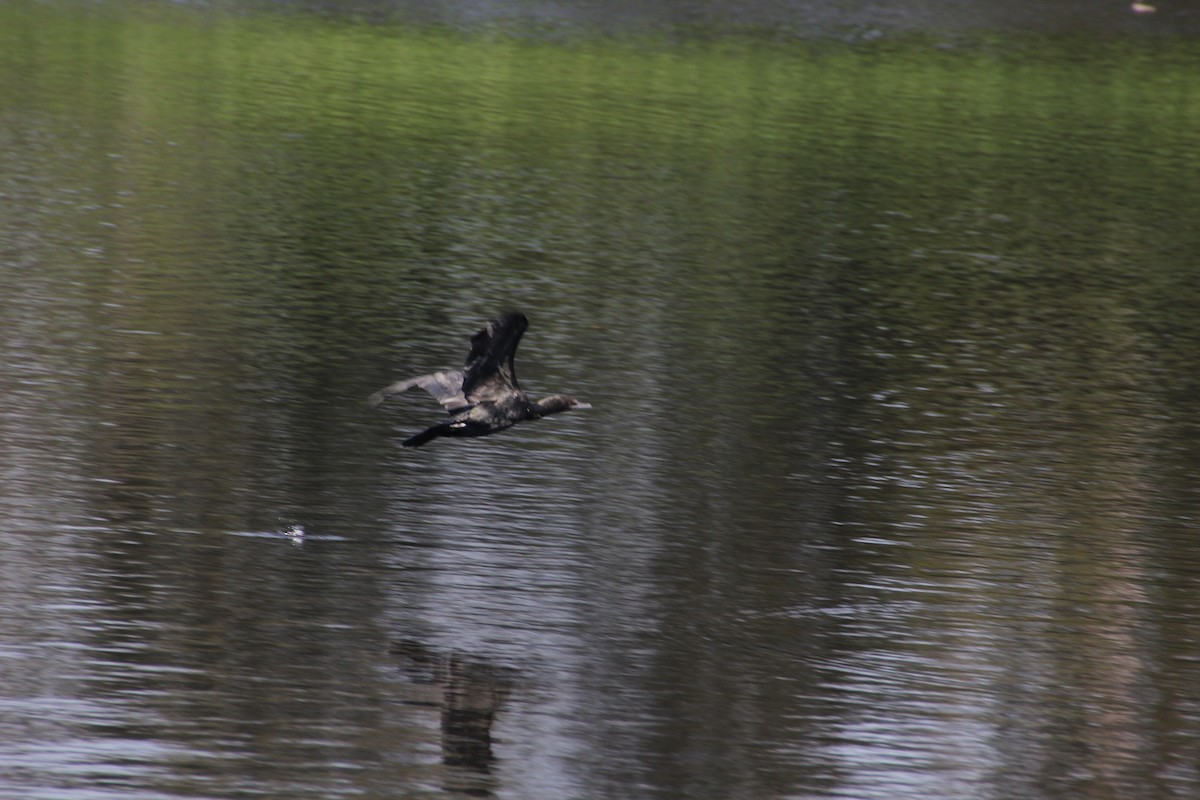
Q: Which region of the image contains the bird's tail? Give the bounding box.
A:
[402,424,445,448]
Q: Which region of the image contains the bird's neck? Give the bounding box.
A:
[534,395,572,416]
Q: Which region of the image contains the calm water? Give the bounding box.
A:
[3,1,1200,798]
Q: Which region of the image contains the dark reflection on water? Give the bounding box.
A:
[391,639,515,797]
[3,1,1200,798]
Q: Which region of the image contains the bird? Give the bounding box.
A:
[369,312,590,448]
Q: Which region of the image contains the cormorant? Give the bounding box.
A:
[369,312,590,448]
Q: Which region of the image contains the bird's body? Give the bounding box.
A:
[370,312,589,447]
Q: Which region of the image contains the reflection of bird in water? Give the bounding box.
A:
[390,639,514,797]
[369,311,590,448]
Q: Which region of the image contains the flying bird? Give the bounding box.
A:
[369,312,590,448]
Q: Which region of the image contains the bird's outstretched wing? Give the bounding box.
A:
[462,311,528,403]
[367,370,469,412]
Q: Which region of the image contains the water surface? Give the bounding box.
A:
[2,2,1200,798]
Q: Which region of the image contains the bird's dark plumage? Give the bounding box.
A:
[369,312,590,447]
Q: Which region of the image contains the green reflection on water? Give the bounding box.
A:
[4,2,1198,277]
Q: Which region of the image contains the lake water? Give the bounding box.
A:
[3,1,1200,798]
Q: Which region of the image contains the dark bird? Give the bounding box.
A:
[369,312,590,448]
